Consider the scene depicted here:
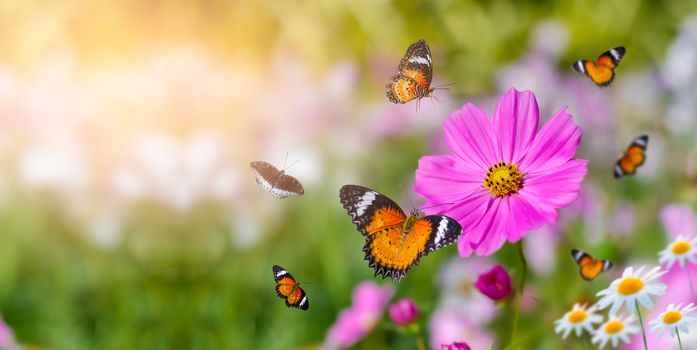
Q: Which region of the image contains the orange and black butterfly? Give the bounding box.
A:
[250,161,304,198]
[272,265,308,310]
[571,249,613,281]
[614,135,648,178]
[386,39,434,105]
[339,185,462,282]
[572,47,626,87]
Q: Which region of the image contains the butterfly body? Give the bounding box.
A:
[571,249,613,281]
[572,47,625,87]
[614,135,648,178]
[339,185,462,282]
[272,265,309,310]
[250,161,304,198]
[386,39,434,104]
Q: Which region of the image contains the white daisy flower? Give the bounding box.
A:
[597,266,667,315]
[658,235,697,268]
[649,303,697,338]
[554,303,603,338]
[592,314,640,348]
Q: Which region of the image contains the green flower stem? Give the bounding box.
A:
[416,335,426,350]
[635,300,649,350]
[509,240,528,349]
[677,326,684,350]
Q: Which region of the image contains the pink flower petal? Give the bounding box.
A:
[519,106,582,173]
[506,195,550,241]
[414,155,484,205]
[520,159,588,212]
[493,88,539,164]
[458,197,505,257]
[445,103,499,170]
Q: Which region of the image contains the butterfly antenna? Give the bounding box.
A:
[285,159,301,171]
[433,82,456,91]
[418,202,454,212]
[283,152,289,169]
[398,184,417,211]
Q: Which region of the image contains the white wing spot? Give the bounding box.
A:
[408,56,430,65]
[356,191,377,216]
[609,49,622,61]
[298,295,307,308]
[434,217,448,246]
[275,270,288,278]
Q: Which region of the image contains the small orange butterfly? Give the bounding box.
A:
[614,135,648,178]
[272,265,308,310]
[571,249,613,281]
[386,39,434,106]
[572,47,625,87]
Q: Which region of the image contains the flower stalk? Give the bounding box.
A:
[635,300,649,350]
[509,240,528,348]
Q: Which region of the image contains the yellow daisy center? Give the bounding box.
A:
[663,311,683,325]
[604,321,625,334]
[672,241,692,255]
[568,309,588,324]
[617,277,644,295]
[483,162,523,197]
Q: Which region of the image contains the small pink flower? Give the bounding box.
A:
[661,204,697,239]
[0,315,18,350]
[440,342,471,350]
[414,88,587,256]
[322,282,394,349]
[388,298,420,325]
[475,265,512,301]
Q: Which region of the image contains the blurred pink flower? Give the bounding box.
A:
[429,309,495,350]
[440,342,471,350]
[661,204,697,239]
[322,282,394,350]
[525,226,560,276]
[611,203,636,237]
[436,257,499,325]
[388,298,420,326]
[475,265,513,301]
[414,88,587,256]
[0,316,20,350]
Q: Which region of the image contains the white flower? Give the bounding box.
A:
[596,266,667,315]
[592,314,640,348]
[554,303,603,338]
[658,235,697,268]
[649,303,697,338]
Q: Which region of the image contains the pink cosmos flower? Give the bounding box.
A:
[440,342,471,350]
[388,298,420,325]
[322,282,394,350]
[475,265,513,301]
[414,88,587,256]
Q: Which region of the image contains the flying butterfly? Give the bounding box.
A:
[614,135,648,179]
[572,46,626,87]
[386,39,435,106]
[571,249,613,281]
[272,265,309,310]
[339,185,462,282]
[250,160,304,198]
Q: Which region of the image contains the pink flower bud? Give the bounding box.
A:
[388,298,419,325]
[475,264,512,301]
[441,342,471,350]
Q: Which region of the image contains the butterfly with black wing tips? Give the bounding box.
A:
[250,161,304,198]
[339,185,462,282]
[386,39,434,106]
[272,265,309,310]
[572,46,626,87]
[571,249,613,281]
[614,135,648,179]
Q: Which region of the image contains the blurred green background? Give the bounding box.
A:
[1,0,697,349]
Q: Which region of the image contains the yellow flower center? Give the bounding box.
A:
[483,162,524,197]
[672,241,692,255]
[663,311,683,325]
[617,277,644,295]
[604,321,625,334]
[568,310,588,324]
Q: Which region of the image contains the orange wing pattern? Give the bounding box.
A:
[340,185,462,281]
[571,249,613,281]
[272,265,308,310]
[386,39,434,104]
[614,135,648,178]
[572,47,625,87]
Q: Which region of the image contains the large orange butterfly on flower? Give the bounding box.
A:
[386,39,435,106]
[614,135,648,178]
[339,185,462,282]
[272,265,309,310]
[572,46,626,87]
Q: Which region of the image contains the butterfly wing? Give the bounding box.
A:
[339,185,407,237]
[272,265,308,310]
[614,135,648,178]
[571,249,613,281]
[386,39,433,104]
[597,46,625,68]
[250,161,304,198]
